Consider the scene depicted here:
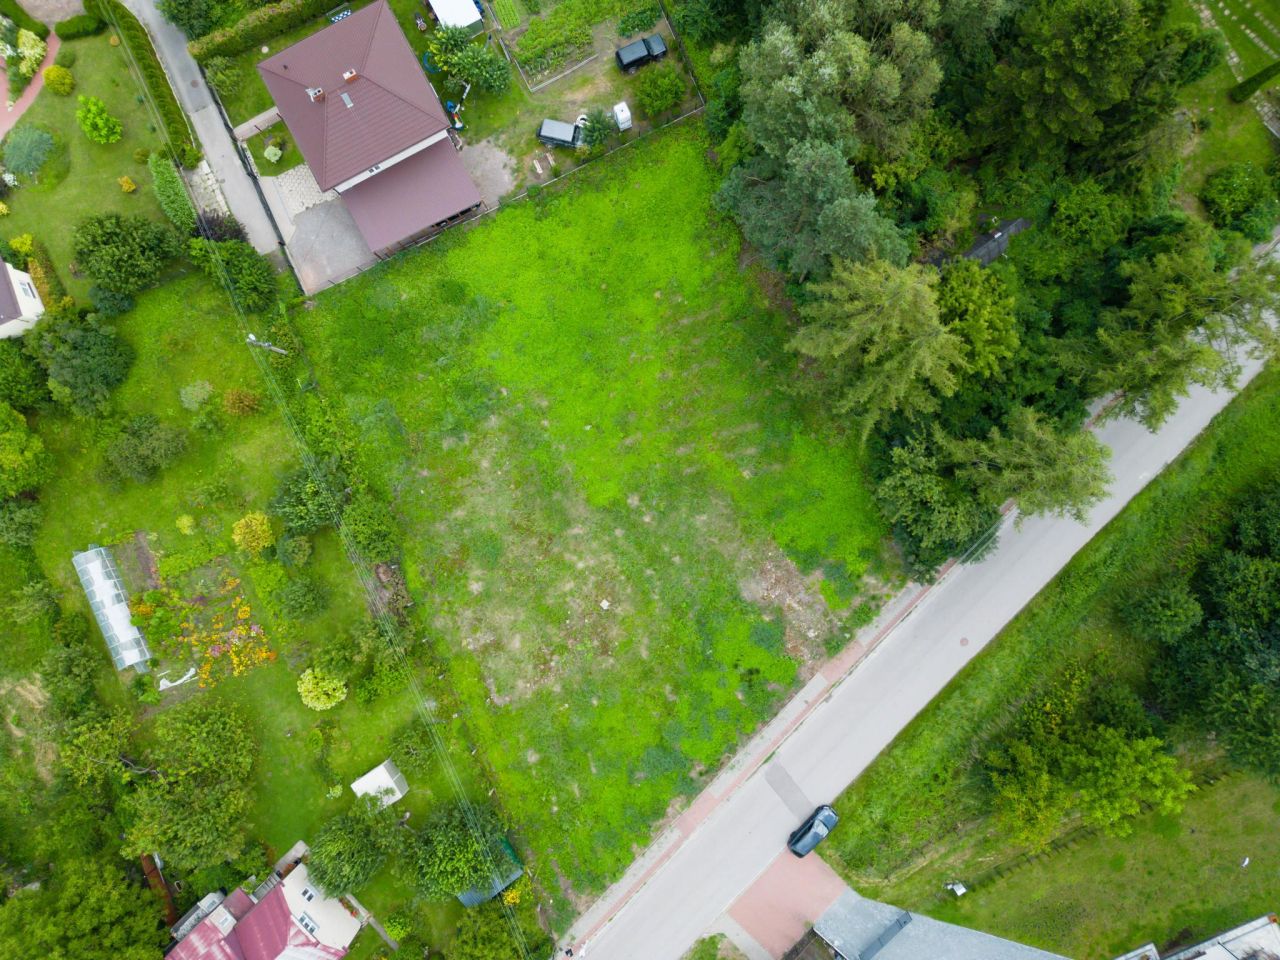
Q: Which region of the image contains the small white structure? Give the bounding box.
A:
[613,100,632,131]
[350,758,409,807]
[72,545,151,672]
[0,262,44,338]
[427,0,483,33]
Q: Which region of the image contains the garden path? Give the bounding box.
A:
[0,34,60,136]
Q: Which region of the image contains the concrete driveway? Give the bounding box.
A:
[285,200,377,294]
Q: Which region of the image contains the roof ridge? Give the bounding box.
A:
[355,1,384,73]
[350,3,439,122]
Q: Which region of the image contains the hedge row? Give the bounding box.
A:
[90,0,201,167]
[54,14,105,40]
[0,0,48,40]
[1229,58,1280,102]
[26,237,65,304]
[148,151,197,233]
[189,0,335,62]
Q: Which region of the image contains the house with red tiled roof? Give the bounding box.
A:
[257,0,481,257]
[168,861,360,960]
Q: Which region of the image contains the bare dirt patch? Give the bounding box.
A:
[740,547,839,670]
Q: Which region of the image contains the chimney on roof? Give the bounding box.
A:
[306,86,324,102]
[342,68,358,82]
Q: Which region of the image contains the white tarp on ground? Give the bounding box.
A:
[428,0,482,30]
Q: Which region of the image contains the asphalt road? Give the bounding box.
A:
[119,0,281,254]
[572,355,1268,960]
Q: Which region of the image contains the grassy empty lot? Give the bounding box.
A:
[297,126,888,902]
[2,32,168,297]
[926,772,1280,958]
[822,361,1280,946]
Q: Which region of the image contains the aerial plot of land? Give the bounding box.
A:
[0,0,1279,958]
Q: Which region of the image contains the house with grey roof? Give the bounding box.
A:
[257,0,481,258]
[1113,912,1280,960]
[0,260,44,338]
[807,891,1070,960]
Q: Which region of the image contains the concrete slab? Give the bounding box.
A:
[727,852,847,959]
[287,198,376,294]
[459,137,516,208]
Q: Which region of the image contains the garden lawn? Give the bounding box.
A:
[1171,0,1279,203]
[821,363,1280,941]
[245,120,304,174]
[27,270,485,950]
[296,125,888,906]
[924,772,1280,958]
[2,32,169,298]
[1210,0,1280,76]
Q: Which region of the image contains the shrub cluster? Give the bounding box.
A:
[75,94,123,145]
[41,64,74,95]
[53,14,104,39]
[617,5,659,36]
[1229,57,1280,102]
[148,152,197,234]
[2,125,54,179]
[189,0,337,61]
[0,0,48,39]
[635,65,685,117]
[187,238,277,312]
[91,0,200,165]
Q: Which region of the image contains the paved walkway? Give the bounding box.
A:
[722,852,847,959]
[118,0,279,254]
[232,106,280,141]
[0,34,59,135]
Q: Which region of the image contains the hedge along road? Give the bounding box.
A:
[565,351,1271,959]
[119,0,279,253]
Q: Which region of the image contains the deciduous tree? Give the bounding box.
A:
[0,401,48,496]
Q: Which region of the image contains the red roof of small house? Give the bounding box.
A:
[167,886,346,960]
[257,0,450,191]
[340,138,481,253]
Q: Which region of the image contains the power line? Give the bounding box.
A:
[96,7,534,954]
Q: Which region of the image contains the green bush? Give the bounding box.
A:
[0,340,47,410]
[101,415,188,483]
[0,1,48,39]
[75,95,123,144]
[1229,57,1280,102]
[275,576,326,617]
[73,213,181,294]
[189,0,339,60]
[342,493,397,563]
[148,152,197,234]
[297,667,347,711]
[202,55,243,97]
[94,0,199,165]
[54,14,105,39]
[3,125,54,179]
[635,65,685,117]
[54,46,75,67]
[87,285,135,318]
[0,498,41,547]
[447,43,510,94]
[1199,162,1279,241]
[23,309,134,414]
[41,64,75,95]
[618,5,659,35]
[187,238,277,312]
[271,468,337,533]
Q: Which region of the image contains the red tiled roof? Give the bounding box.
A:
[341,138,481,252]
[168,888,346,960]
[257,1,449,191]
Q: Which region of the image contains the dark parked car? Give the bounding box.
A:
[615,33,668,72]
[537,116,586,148]
[787,805,838,857]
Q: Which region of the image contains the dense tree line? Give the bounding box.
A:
[699,0,1276,571]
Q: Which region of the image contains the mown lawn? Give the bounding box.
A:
[822,363,1280,944]
[2,32,168,298]
[1208,0,1280,76]
[1170,0,1279,203]
[296,125,888,905]
[926,772,1280,959]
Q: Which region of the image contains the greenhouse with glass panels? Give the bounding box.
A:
[71,545,152,672]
